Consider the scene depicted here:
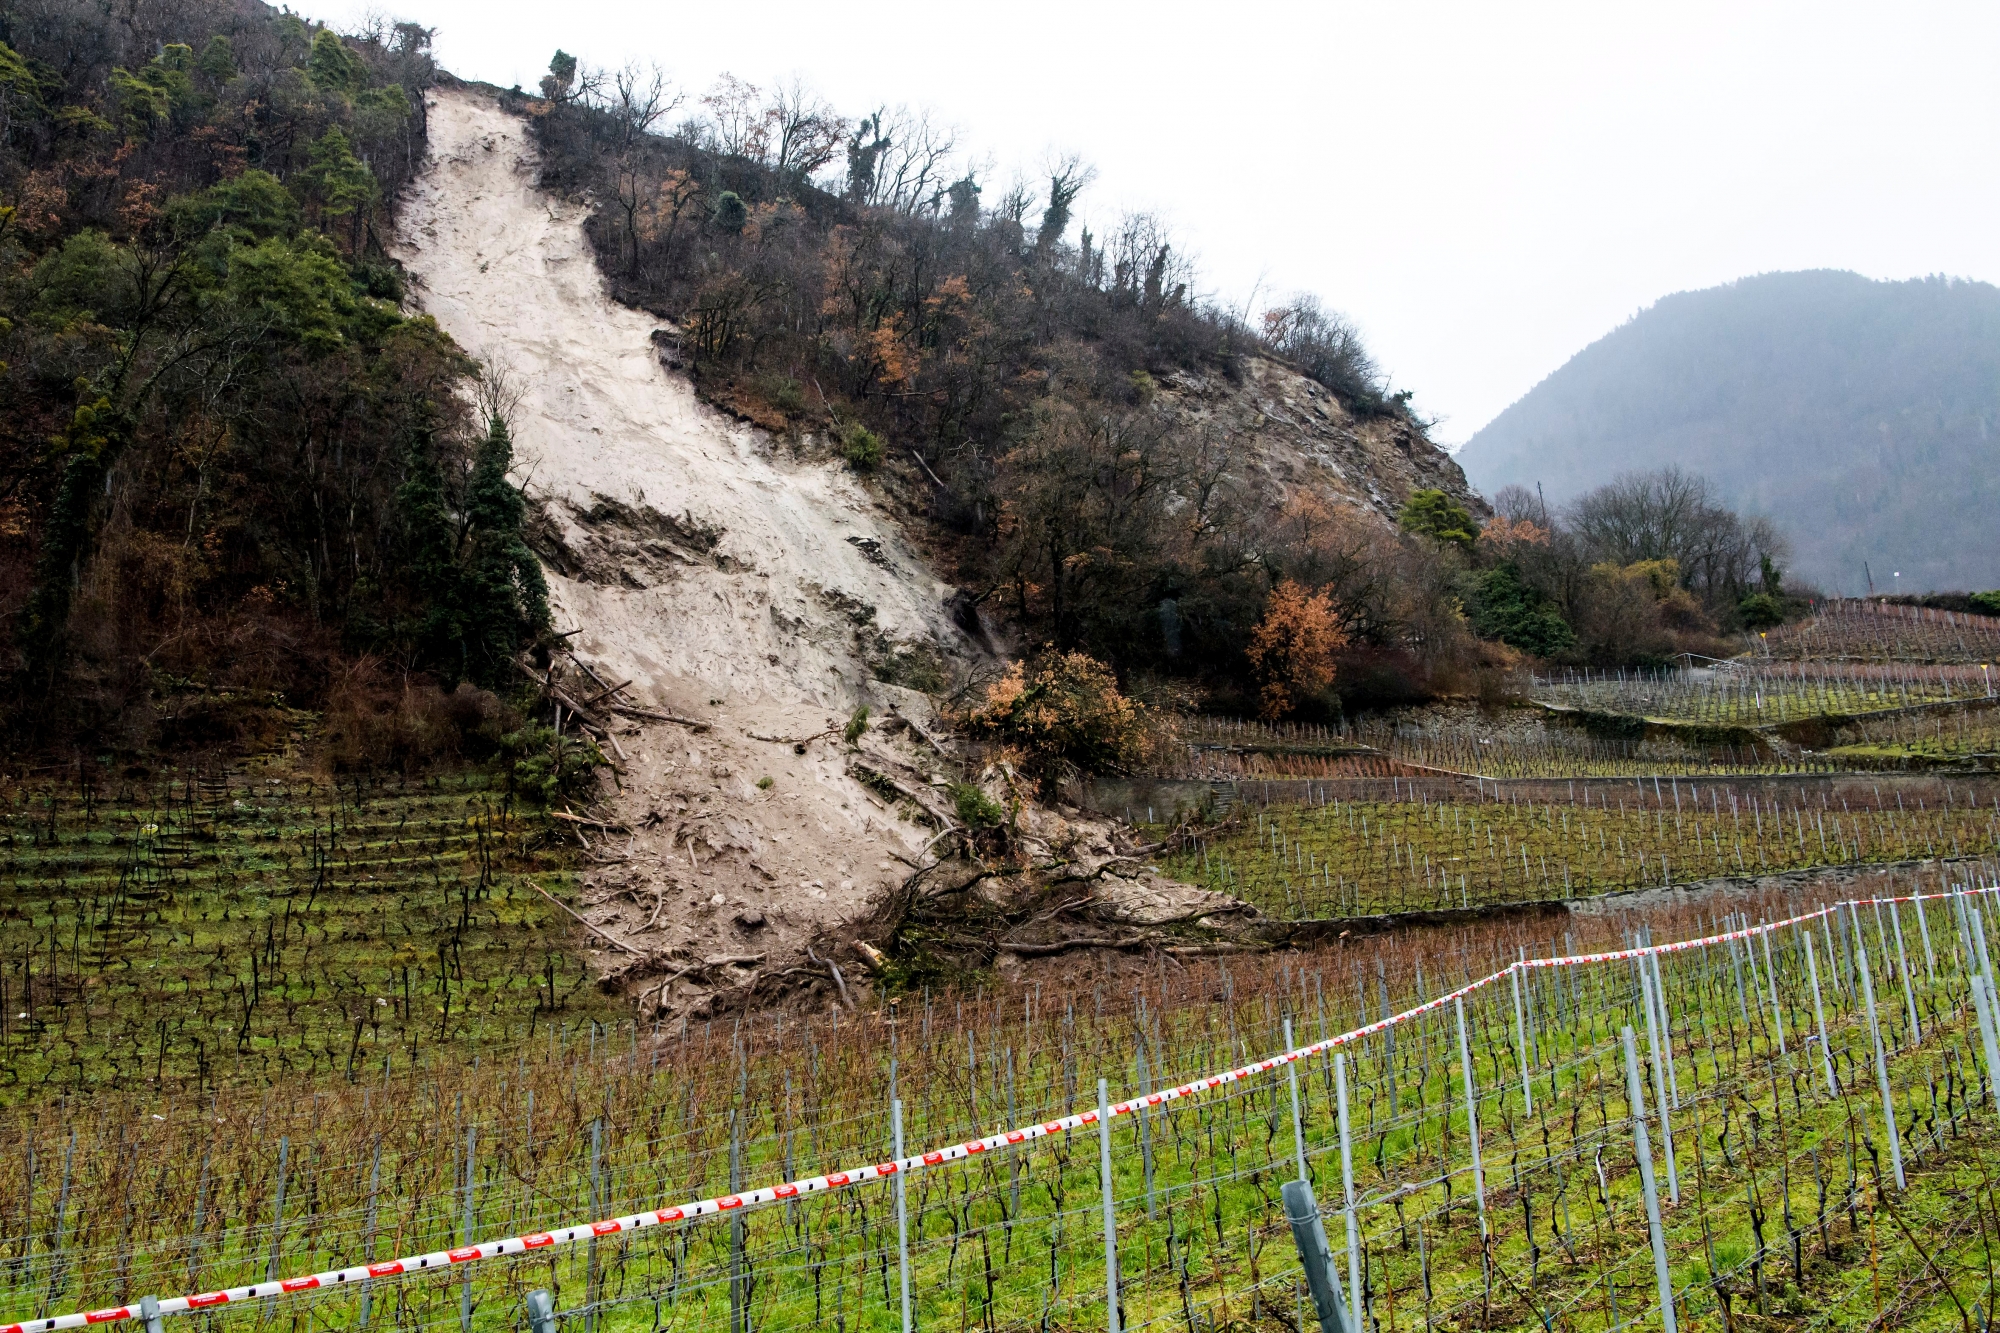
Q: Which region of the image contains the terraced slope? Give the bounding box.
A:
[0,768,615,1100]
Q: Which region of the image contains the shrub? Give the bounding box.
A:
[1972,591,2000,617]
[1398,488,1479,549]
[962,651,1151,788]
[1737,591,1786,629]
[1461,564,1576,659]
[840,422,886,470]
[949,782,1006,829]
[711,190,747,233]
[499,725,604,806]
[756,373,807,415]
[844,705,870,744]
[1245,580,1349,719]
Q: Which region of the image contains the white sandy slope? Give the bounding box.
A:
[393,87,977,1013]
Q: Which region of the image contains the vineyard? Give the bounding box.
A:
[1753,600,2000,664]
[1829,707,2000,768]
[5,877,2000,1333]
[10,582,2000,1333]
[1164,779,2000,918]
[1530,661,1993,728]
[0,767,618,1100]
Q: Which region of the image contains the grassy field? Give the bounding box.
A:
[1162,781,2000,918]
[4,883,1997,1333]
[0,764,617,1100]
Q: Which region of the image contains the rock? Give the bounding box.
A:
[735,909,767,930]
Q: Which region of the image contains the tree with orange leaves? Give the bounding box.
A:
[1245,580,1348,719]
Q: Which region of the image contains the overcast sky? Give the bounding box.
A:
[324,0,2000,447]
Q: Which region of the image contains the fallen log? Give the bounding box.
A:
[611,704,711,731]
[551,809,629,832]
[532,882,647,956]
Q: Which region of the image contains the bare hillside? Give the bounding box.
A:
[1157,356,1484,523]
[394,87,983,1012]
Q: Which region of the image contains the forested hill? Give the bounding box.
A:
[1455,270,2000,594]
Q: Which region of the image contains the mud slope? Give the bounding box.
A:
[394,87,979,1015]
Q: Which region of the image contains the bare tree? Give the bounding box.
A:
[844,106,958,213]
[1566,466,1788,605]
[763,75,845,183]
[609,62,679,149]
[1489,483,1542,522]
[1261,294,1379,401]
[474,361,526,438]
[700,73,765,159]
[1104,212,1193,307]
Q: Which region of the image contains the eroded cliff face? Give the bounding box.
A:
[1156,356,1487,526]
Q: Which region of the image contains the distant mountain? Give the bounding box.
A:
[1455,271,2000,594]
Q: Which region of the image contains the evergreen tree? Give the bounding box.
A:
[296,127,375,248]
[393,406,465,669]
[462,414,550,683]
[306,29,365,96]
[391,411,548,687]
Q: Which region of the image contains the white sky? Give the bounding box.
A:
[325,0,2000,446]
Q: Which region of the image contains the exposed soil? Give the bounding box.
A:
[392,86,990,1017]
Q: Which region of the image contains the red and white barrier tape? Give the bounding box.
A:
[10,882,1994,1333]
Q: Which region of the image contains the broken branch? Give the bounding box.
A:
[532,882,647,956]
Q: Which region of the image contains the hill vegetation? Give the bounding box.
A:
[519,63,1498,708]
[1456,269,2000,594]
[0,0,547,755]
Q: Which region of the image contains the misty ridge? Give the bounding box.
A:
[1457,269,2000,594]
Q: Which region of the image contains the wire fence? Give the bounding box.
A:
[7,875,2000,1333]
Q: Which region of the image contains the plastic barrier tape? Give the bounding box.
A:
[7,882,1994,1333]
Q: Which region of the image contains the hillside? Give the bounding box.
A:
[388,86,1477,1004]
[390,88,986,1002]
[1455,270,2000,593]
